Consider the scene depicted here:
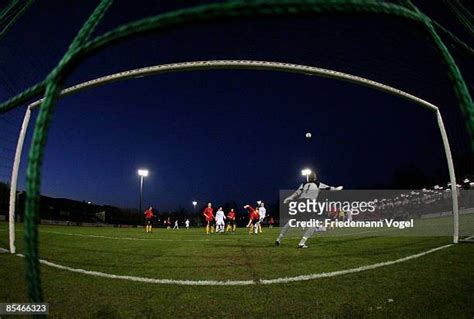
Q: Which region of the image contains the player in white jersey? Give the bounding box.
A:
[173,220,179,230]
[275,170,343,248]
[258,202,266,233]
[215,207,226,233]
[345,209,353,222]
[185,219,190,229]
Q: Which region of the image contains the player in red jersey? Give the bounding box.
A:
[203,202,215,234]
[226,208,237,233]
[244,204,260,235]
[144,207,154,233]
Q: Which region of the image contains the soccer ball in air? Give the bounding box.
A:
[305,132,312,139]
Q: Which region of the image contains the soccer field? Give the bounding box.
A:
[1,221,473,318]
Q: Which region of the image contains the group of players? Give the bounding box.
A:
[202,202,267,235]
[144,208,192,233]
[144,169,343,248]
[202,169,343,248]
[143,202,269,235]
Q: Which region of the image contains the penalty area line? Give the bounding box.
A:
[40,231,243,242]
[0,228,235,242]
[1,228,391,242]
[0,244,452,286]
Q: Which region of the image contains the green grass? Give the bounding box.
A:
[0,222,473,318]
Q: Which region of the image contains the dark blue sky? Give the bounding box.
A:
[0,1,472,211]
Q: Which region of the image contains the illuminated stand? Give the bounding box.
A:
[7,60,461,254]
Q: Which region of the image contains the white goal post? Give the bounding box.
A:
[7,60,461,253]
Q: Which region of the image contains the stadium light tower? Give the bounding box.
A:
[192,201,197,213]
[301,168,312,182]
[138,169,149,214]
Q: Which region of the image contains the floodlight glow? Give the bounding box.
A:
[192,201,197,206]
[301,169,312,176]
[138,169,149,177]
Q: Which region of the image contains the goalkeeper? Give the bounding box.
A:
[275,171,343,248]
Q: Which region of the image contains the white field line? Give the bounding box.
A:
[46,228,395,240]
[41,230,285,241]
[0,244,452,286]
[41,231,242,242]
[260,244,452,284]
[0,228,243,242]
[0,227,392,242]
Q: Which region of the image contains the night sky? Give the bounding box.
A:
[0,1,472,212]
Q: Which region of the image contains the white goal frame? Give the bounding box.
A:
[7,60,460,253]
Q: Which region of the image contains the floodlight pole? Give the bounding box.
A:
[139,175,144,214]
[8,105,32,254]
[138,169,149,214]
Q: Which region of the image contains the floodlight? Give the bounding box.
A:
[301,169,312,176]
[138,169,149,177]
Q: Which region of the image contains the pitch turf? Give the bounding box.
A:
[0,221,473,318]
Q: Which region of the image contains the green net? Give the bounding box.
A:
[0,0,33,41]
